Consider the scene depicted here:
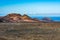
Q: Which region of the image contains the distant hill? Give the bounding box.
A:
[42,17,54,22]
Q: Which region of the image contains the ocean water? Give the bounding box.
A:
[31,16,60,21]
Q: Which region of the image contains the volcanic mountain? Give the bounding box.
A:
[0,13,40,22]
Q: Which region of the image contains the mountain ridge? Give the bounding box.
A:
[0,13,41,22]
[0,13,57,23]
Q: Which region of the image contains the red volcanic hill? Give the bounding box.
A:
[0,13,40,23]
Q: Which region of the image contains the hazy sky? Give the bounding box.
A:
[0,0,60,17]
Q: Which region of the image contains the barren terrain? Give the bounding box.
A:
[0,22,60,40]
